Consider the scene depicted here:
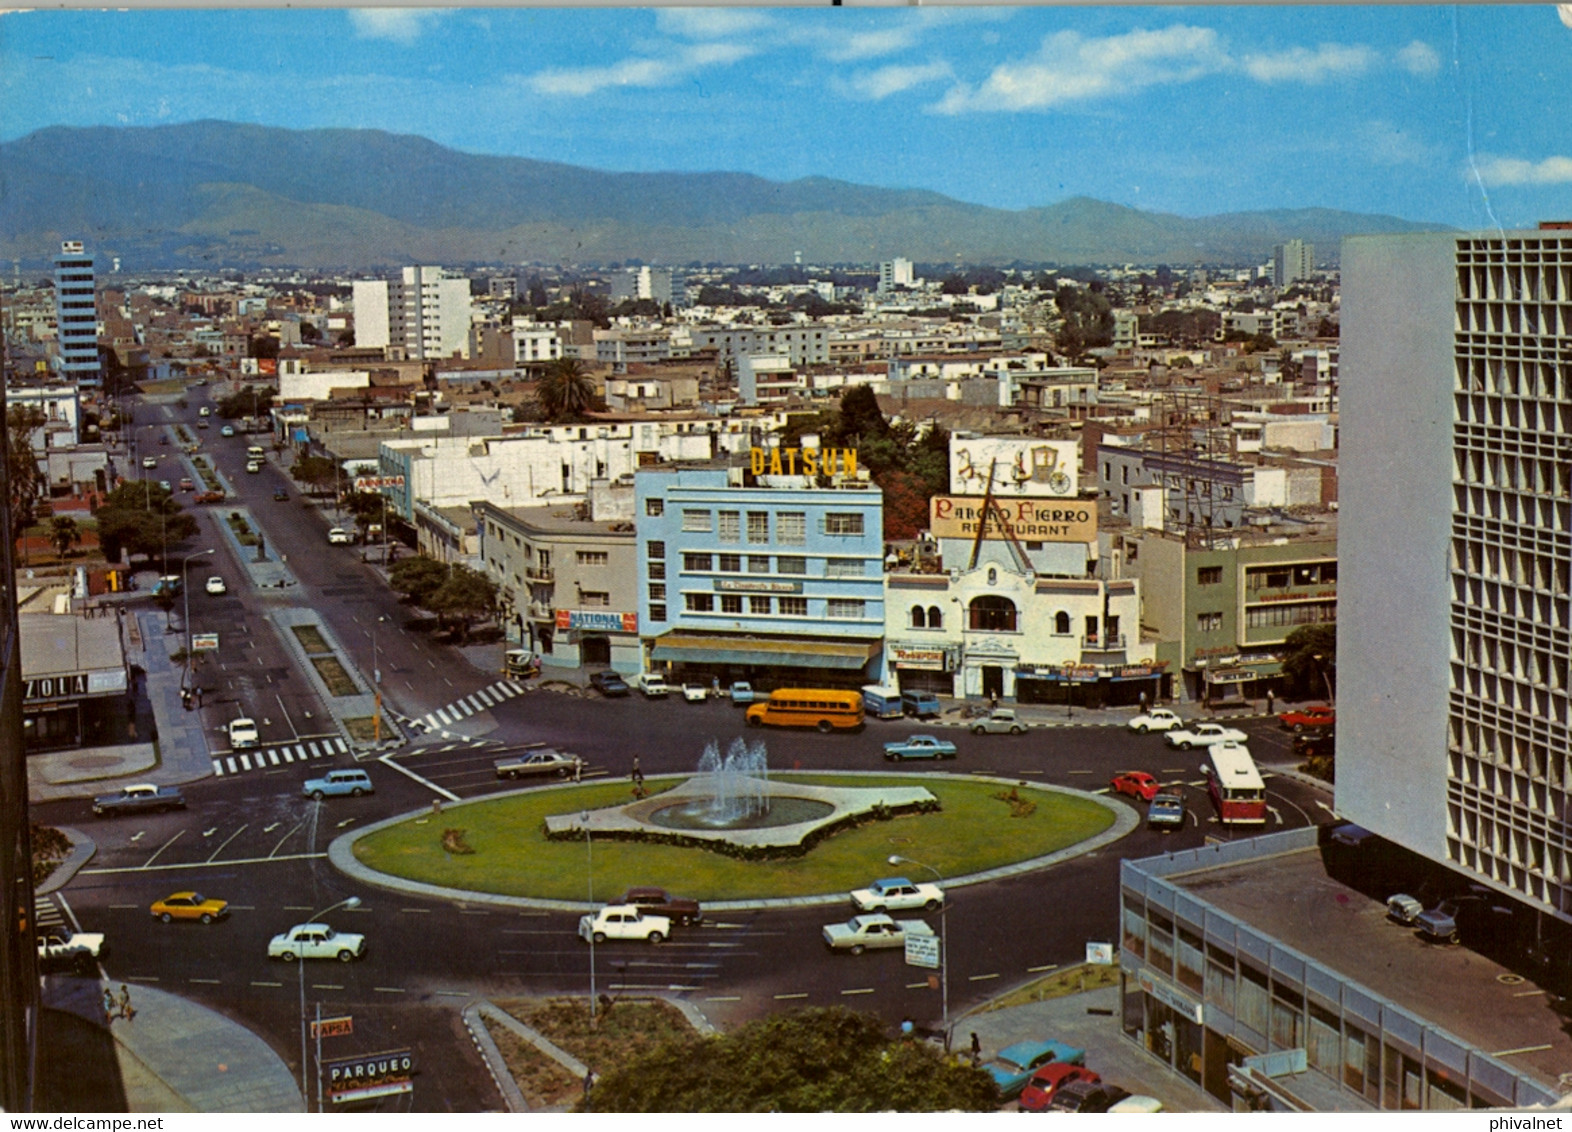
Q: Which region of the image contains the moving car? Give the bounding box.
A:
[142,456,158,469]
[970,709,1026,735]
[616,887,702,927]
[268,922,366,962]
[681,681,709,703]
[326,527,351,545]
[197,420,209,429]
[179,477,195,491]
[1279,704,1336,732]
[589,670,630,697]
[37,927,106,970]
[1164,722,1248,749]
[1109,771,1161,801]
[272,488,288,501]
[982,1040,1087,1101]
[493,749,581,780]
[882,734,958,761]
[220,425,235,437]
[821,913,934,954]
[195,490,226,504]
[150,892,230,924]
[1017,1064,1102,1112]
[205,576,227,595]
[303,768,374,799]
[1147,793,1187,830]
[198,406,211,417]
[504,649,541,678]
[245,460,262,474]
[728,681,755,704]
[637,673,671,698]
[578,905,669,944]
[1128,707,1183,733]
[850,876,943,913]
[227,717,259,749]
[92,783,186,817]
[158,480,172,493]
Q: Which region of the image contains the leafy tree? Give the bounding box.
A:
[939,274,969,295]
[389,556,451,606]
[339,490,386,532]
[425,564,498,642]
[833,385,890,447]
[586,1008,997,1112]
[217,387,276,420]
[535,357,600,423]
[1316,317,1339,338]
[48,516,81,559]
[249,335,280,360]
[6,405,47,551]
[526,276,549,308]
[1053,285,1114,360]
[95,484,196,566]
[299,321,322,343]
[290,455,340,495]
[1279,623,1336,702]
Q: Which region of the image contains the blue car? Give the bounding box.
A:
[303,769,374,800]
[882,734,958,761]
[982,1040,1087,1100]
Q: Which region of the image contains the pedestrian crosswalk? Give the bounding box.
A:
[405,680,529,736]
[212,735,351,777]
[34,895,65,935]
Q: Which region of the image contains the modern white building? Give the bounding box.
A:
[879,257,915,293]
[609,266,681,307]
[1273,239,1314,288]
[52,241,99,387]
[737,355,800,406]
[353,267,472,359]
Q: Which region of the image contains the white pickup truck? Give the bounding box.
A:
[578,905,670,944]
[37,926,107,970]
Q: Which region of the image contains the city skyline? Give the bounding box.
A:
[1,6,1569,231]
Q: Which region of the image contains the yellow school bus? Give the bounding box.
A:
[745,688,866,733]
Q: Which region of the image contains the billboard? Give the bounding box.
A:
[556,609,638,633]
[929,496,1097,544]
[950,437,1078,498]
[325,1049,413,1105]
[353,475,406,491]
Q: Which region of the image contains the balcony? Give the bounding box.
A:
[1081,635,1128,654]
[525,564,555,582]
[527,602,554,621]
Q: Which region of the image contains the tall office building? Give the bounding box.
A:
[52,240,100,386]
[1340,226,1572,921]
[1273,239,1314,288]
[352,266,472,359]
[609,265,683,308]
[878,257,915,293]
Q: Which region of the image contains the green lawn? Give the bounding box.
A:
[352,775,1115,901]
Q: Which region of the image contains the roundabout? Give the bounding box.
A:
[332,770,1136,910]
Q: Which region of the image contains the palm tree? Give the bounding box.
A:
[49,516,81,559]
[535,357,597,422]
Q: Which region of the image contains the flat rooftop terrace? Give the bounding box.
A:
[1170,844,1571,1092]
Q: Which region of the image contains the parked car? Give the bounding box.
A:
[1109,771,1161,801]
[37,926,106,970]
[982,1040,1087,1100]
[1386,893,1425,926]
[589,671,630,697]
[1017,1064,1102,1112]
[326,527,351,545]
[504,649,541,678]
[681,681,709,703]
[150,891,229,924]
[1108,1094,1165,1113]
[1279,704,1336,732]
[268,922,365,962]
[227,717,259,749]
[92,783,186,817]
[882,734,958,761]
[1293,731,1335,760]
[303,768,374,800]
[1128,707,1184,733]
[850,876,943,913]
[822,913,934,954]
[151,574,183,598]
[205,576,227,595]
[493,749,581,780]
[900,690,942,718]
[1045,1080,1131,1113]
[220,425,235,437]
[727,681,755,704]
[1147,793,1187,830]
[636,673,671,698]
[1164,722,1248,749]
[578,905,669,944]
[970,709,1026,735]
[616,887,702,927]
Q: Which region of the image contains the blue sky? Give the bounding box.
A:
[2,5,1569,227]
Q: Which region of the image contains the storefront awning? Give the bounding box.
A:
[650,633,877,669]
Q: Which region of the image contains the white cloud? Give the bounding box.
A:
[1242,42,1376,83]
[1475,155,1572,186]
[347,9,448,45]
[528,43,754,97]
[850,61,953,101]
[824,26,925,63]
[655,9,773,40]
[1396,40,1441,76]
[932,25,1226,114]
[1357,120,1439,166]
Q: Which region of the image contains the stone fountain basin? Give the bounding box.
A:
[543,774,937,849]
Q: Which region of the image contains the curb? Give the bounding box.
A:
[462,1002,529,1113]
[35,827,97,896]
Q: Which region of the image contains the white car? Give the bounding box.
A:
[850,876,944,913]
[327,527,351,545]
[822,913,934,954]
[1128,708,1183,733]
[267,922,366,962]
[142,456,158,469]
[245,460,262,474]
[637,673,671,698]
[205,576,227,595]
[578,905,670,944]
[198,406,211,417]
[681,682,709,703]
[1164,722,1248,749]
[220,425,235,437]
[228,717,259,749]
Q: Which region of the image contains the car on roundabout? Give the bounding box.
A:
[1164,722,1248,749]
[220,425,235,437]
[578,905,669,944]
[1127,707,1183,733]
[821,913,934,955]
[1109,770,1161,801]
[616,887,703,927]
[970,709,1026,735]
[1147,793,1187,830]
[493,749,581,780]
[151,891,230,924]
[303,769,373,799]
[850,876,943,913]
[982,1040,1087,1101]
[268,922,366,962]
[882,734,958,761]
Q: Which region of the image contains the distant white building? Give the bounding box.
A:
[879,258,915,293]
[1272,239,1314,288]
[353,267,472,359]
[610,266,680,307]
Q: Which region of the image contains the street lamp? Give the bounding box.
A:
[297,895,361,1111]
[583,811,597,1029]
[1311,654,1335,704]
[889,853,948,1048]
[371,615,386,742]
[179,549,215,689]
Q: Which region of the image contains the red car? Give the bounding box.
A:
[1018,1063,1102,1111]
[1279,704,1335,732]
[1110,771,1160,801]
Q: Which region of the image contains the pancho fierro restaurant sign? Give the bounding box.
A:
[929,496,1097,544]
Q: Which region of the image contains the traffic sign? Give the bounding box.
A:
[904,932,940,970]
[191,633,220,651]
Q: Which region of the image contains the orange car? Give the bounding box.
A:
[150,891,230,924]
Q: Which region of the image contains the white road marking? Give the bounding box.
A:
[968,973,1000,982]
[202,827,218,837]
[206,824,249,862]
[142,830,185,868]
[1027,964,1058,973]
[270,820,306,856]
[705,995,741,1002]
[840,988,875,995]
[130,832,145,843]
[189,978,222,985]
[263,823,281,834]
[251,981,283,988]
[774,992,809,1000]
[82,852,327,875]
[374,987,406,994]
[335,818,356,829]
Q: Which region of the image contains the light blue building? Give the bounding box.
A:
[52,241,100,388]
[636,463,885,686]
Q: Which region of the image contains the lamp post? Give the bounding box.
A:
[179,549,215,688]
[371,615,386,742]
[297,895,361,1111]
[583,811,597,1029]
[889,853,948,1047]
[1311,653,1336,705]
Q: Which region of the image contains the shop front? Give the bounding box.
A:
[646,631,880,691]
[885,642,957,697]
[1014,662,1170,708]
[19,612,132,753]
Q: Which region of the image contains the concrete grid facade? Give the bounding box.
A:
[52,240,100,386]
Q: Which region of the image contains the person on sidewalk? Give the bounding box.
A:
[1265,690,1274,715]
[102,987,117,1023]
[970,1031,982,1066]
[118,984,135,1022]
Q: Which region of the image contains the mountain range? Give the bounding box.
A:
[0,121,1451,271]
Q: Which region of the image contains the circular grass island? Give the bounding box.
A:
[348,773,1121,904]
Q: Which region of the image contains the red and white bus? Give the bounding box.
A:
[1205,743,1267,826]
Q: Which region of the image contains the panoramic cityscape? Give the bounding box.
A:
[3,3,1572,1117]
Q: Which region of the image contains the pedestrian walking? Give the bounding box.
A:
[711,675,720,697]
[573,757,583,783]
[1265,690,1274,715]
[1138,690,1148,713]
[102,988,117,1023]
[900,1017,915,1040]
[970,1031,982,1066]
[630,754,643,785]
[118,984,135,1022]
[583,1070,595,1101]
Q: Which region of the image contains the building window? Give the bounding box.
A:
[748,555,771,573]
[969,596,1018,632]
[1054,611,1071,635]
[776,556,806,575]
[581,591,609,608]
[718,511,740,543]
[827,599,865,619]
[648,584,666,601]
[686,593,714,613]
[749,595,773,614]
[927,606,943,629]
[718,554,742,573]
[1197,611,1224,632]
[682,509,712,532]
[825,512,864,536]
[650,604,667,622]
[777,511,806,545]
[826,558,865,578]
[645,499,664,517]
[648,562,666,580]
[746,511,770,543]
[647,540,665,560]
[779,596,808,616]
[721,594,743,614]
[1197,566,1223,585]
[577,551,609,567]
[682,553,713,571]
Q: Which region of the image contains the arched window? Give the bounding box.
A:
[927,606,943,629]
[910,605,927,629]
[969,595,1018,632]
[1055,611,1071,635]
